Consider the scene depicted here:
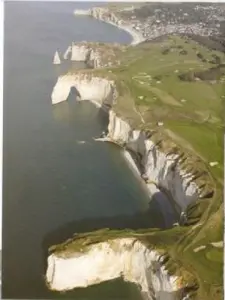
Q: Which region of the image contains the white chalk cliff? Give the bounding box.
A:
[46,238,184,300]
[51,74,117,107]
[70,43,102,68]
[51,73,205,214]
[49,32,211,298]
[107,111,200,213]
[64,41,121,68]
[63,43,100,65]
[63,46,72,60]
[71,43,91,61]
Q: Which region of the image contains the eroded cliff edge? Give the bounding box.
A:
[62,42,124,68]
[49,25,223,300]
[46,234,190,300]
[51,69,213,221]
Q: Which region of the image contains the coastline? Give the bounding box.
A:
[47,4,223,299]
[73,9,145,46]
[96,18,145,46]
[72,8,159,212]
[93,136,180,223]
[52,8,204,222]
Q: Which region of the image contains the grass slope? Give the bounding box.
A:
[52,36,224,300]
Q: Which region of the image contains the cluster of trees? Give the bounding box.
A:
[185,34,225,53]
[161,48,170,55]
[161,44,186,55]
[179,49,188,55]
[195,52,221,64]
[179,64,225,81]
[210,54,221,64]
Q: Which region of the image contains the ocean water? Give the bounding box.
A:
[3,2,174,299]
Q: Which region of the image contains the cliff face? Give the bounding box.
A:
[48,8,221,299]
[107,111,199,213]
[74,7,122,25]
[69,42,120,68]
[71,44,92,62]
[62,40,124,69]
[46,238,183,300]
[51,74,117,107]
[51,73,204,215]
[48,35,216,299]
[63,46,72,60]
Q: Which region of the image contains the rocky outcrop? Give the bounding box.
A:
[71,43,93,62]
[64,42,122,68]
[51,73,117,107]
[51,72,211,217]
[63,46,72,60]
[46,238,185,300]
[74,7,145,45]
[53,51,61,65]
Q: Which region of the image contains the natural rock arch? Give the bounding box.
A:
[51,74,117,108]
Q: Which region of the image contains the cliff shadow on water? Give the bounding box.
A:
[52,99,109,131]
[42,188,179,274]
[67,86,81,102]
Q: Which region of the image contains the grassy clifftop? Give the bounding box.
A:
[101,36,224,299]
[94,36,224,179]
[52,35,224,299]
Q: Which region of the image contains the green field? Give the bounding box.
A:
[96,36,224,299]
[53,35,224,300]
[93,36,225,182]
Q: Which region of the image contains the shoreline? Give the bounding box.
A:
[96,18,145,46]
[93,136,180,224]
[54,8,195,222]
[47,5,222,299]
[73,9,145,46]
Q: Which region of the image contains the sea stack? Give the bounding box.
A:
[63,46,72,60]
[53,51,61,65]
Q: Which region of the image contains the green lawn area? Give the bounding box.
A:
[107,35,224,299]
[93,35,224,181]
[206,247,223,263]
[165,121,223,161]
[107,36,224,180]
[64,34,224,300]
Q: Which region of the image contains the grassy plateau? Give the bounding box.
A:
[51,35,224,300]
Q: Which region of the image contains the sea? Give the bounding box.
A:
[3,2,175,299]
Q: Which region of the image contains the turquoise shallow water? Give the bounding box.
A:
[3,2,173,299]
